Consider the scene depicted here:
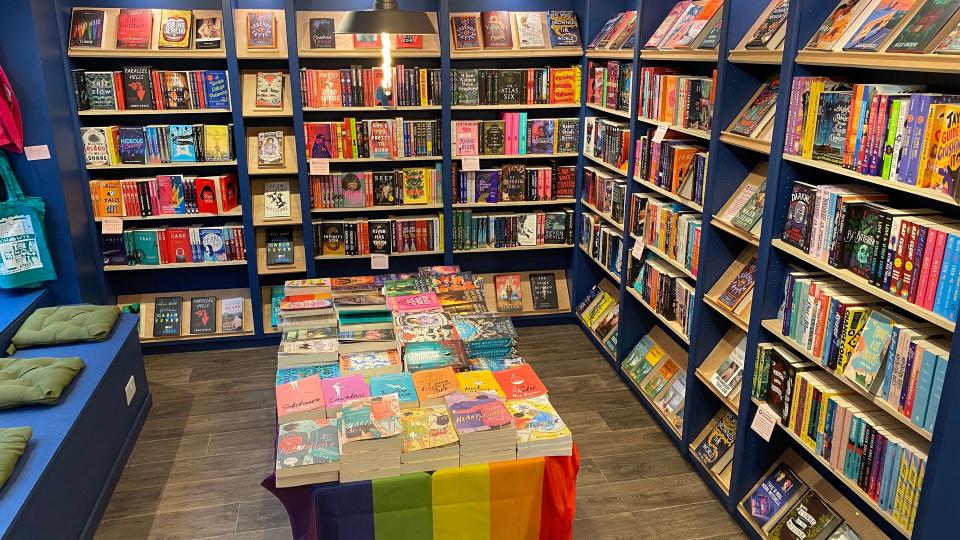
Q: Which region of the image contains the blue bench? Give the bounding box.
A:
[0,313,151,539]
[0,290,48,354]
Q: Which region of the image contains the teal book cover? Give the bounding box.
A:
[133,230,160,265]
[370,372,418,405]
[270,285,284,327]
[911,348,938,426]
[844,311,894,392]
[276,364,341,385]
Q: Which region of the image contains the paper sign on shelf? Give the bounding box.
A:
[631,240,645,261]
[24,145,50,161]
[751,402,778,442]
[371,253,389,270]
[102,217,123,235]
[652,125,668,144]
[461,156,480,172]
[309,158,330,175]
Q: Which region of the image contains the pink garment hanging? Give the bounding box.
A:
[0,65,23,153]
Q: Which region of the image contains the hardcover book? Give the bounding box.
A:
[255,72,284,110]
[118,126,146,164]
[258,130,284,167]
[528,119,556,154]
[309,18,336,49]
[492,364,547,400]
[515,12,546,48]
[247,11,277,49]
[452,15,482,50]
[157,10,192,49]
[116,9,152,49]
[481,11,514,49]
[263,180,291,220]
[556,119,580,153]
[70,9,105,48]
[767,491,843,540]
[717,256,758,310]
[168,124,196,162]
[781,181,816,251]
[481,121,506,155]
[368,221,392,255]
[220,296,244,332]
[529,273,559,310]
[84,72,117,110]
[122,67,153,110]
[153,296,182,337]
[547,11,582,47]
[494,273,523,313]
[693,411,737,468]
[266,227,295,265]
[742,463,806,528]
[811,91,852,165]
[161,71,191,109]
[496,71,524,105]
[189,295,217,334]
[400,406,459,452]
[194,16,222,49]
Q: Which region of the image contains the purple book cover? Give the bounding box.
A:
[320,374,370,408]
[444,391,513,435]
[475,169,500,203]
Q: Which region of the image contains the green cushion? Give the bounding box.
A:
[0,357,85,409]
[11,305,119,349]
[0,427,30,489]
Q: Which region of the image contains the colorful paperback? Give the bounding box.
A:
[492,364,547,399]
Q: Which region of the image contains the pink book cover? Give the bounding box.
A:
[913,229,940,306]
[275,374,324,417]
[320,375,370,408]
[501,112,513,155]
[157,176,174,214]
[455,122,479,156]
[921,230,949,310]
[492,364,547,400]
[645,2,691,48]
[385,292,441,312]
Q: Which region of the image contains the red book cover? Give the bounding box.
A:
[353,33,382,48]
[193,177,218,214]
[492,364,546,400]
[166,227,192,263]
[275,375,324,417]
[922,229,949,310]
[480,11,514,49]
[116,8,152,49]
[217,174,239,212]
[395,35,423,49]
[113,71,126,110]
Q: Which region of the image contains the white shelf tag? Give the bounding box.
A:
[309,158,330,175]
[371,253,389,270]
[102,217,123,235]
[652,125,668,143]
[751,402,778,442]
[461,156,480,172]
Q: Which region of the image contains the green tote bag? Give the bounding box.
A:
[0,150,56,288]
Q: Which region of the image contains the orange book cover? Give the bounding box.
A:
[843,84,865,168]
[97,180,123,217]
[275,375,324,417]
[671,146,698,192]
[411,366,458,402]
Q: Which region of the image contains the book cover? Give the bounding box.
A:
[386,292,442,312]
[515,12,546,48]
[194,16,222,49]
[263,180,291,219]
[845,0,919,51]
[370,372,418,406]
[402,169,429,204]
[482,120,506,155]
[806,0,871,50]
[481,11,514,48]
[161,71,191,109]
[395,35,423,49]
[122,67,152,110]
[352,34,382,48]
[782,181,816,251]
[202,70,230,110]
[70,9,104,48]
[247,11,277,49]
[368,221,392,255]
[888,0,960,52]
[710,334,747,397]
[340,351,401,373]
[220,296,244,332]
[844,311,894,391]
[153,296,182,337]
[258,130,284,167]
[494,273,523,313]
[266,227,294,265]
[693,411,737,467]
[157,9,192,49]
[116,9,152,49]
[452,15,482,50]
[309,18,335,49]
[400,406,459,452]
[528,119,556,154]
[935,19,960,51]
[730,77,780,137]
[320,375,370,410]
[812,91,852,165]
[529,273,560,310]
[189,295,217,334]
[742,463,805,528]
[500,164,526,201]
[279,294,333,312]
[411,366,459,402]
[85,71,116,110]
[276,364,341,385]
[118,126,146,164]
[717,256,759,310]
[81,127,110,164]
[168,124,197,162]
[339,394,402,443]
[507,395,572,443]
[492,364,546,399]
[556,119,580,153]
[320,221,345,255]
[276,418,339,470]
[547,10,582,47]
[767,491,843,540]
[444,392,514,435]
[745,0,790,49]
[456,370,504,397]
[275,374,324,417]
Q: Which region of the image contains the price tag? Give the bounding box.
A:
[461,156,480,172]
[371,253,389,270]
[751,402,778,442]
[102,217,123,235]
[652,124,668,144]
[309,158,330,175]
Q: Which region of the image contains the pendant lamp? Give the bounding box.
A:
[336,0,436,35]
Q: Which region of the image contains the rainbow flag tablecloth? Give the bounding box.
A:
[263,444,580,540]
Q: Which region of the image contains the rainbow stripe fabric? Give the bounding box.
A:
[266,445,580,540]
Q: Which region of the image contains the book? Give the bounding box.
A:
[844,310,894,392]
[514,12,546,48]
[693,411,737,468]
[888,0,960,52]
[845,0,919,51]
[494,274,523,313]
[339,394,403,443]
[194,16,222,49]
[258,130,284,167]
[411,366,459,406]
[275,418,339,485]
[767,491,843,540]
[255,72,284,110]
[730,77,780,137]
[395,35,423,49]
[547,11,582,47]
[745,0,791,49]
[710,334,747,397]
[742,463,806,529]
[481,11,514,48]
[220,297,244,332]
[806,0,873,50]
[456,370,504,397]
[121,67,152,110]
[492,364,547,400]
[116,9,152,49]
[452,15,482,50]
[275,374,324,419]
[507,395,572,444]
[85,72,116,110]
[266,227,295,265]
[370,372,419,408]
[157,10,192,49]
[189,296,217,334]
[70,9,105,48]
[153,296,182,337]
[812,91,852,165]
[445,392,514,435]
[781,182,816,251]
[247,11,277,49]
[718,256,759,311]
[529,273,560,310]
[263,180,291,220]
[309,17,336,49]
[352,34,382,49]
[400,406,460,453]
[320,375,370,412]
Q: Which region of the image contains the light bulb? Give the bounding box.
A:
[380,31,392,104]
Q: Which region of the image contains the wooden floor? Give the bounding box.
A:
[95,324,746,540]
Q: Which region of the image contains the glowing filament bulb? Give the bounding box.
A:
[380,31,392,100]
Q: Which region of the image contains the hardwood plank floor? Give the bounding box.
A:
[95,324,744,539]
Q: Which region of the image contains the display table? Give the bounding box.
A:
[264,444,580,540]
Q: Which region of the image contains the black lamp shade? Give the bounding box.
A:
[336,1,436,35]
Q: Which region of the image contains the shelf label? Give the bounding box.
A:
[631,239,645,260]
[102,217,123,235]
[461,156,480,172]
[371,253,389,270]
[24,145,50,161]
[309,158,330,175]
[652,125,668,144]
[751,402,778,442]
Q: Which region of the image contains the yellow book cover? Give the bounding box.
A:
[893,450,910,524]
[400,406,459,452]
[799,378,815,448]
[401,169,429,204]
[925,104,960,194]
[97,180,123,217]
[419,69,428,107]
[916,103,945,188]
[787,373,805,432]
[455,370,504,397]
[583,292,612,326]
[106,126,121,164]
[157,9,193,49]
[909,458,925,530]
[574,65,582,104]
[507,395,572,443]
[203,125,230,161]
[835,307,867,375]
[801,80,825,159]
[335,123,344,158]
[349,118,359,157]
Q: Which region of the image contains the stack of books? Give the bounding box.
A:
[452,314,519,362]
[506,395,572,458]
[276,293,338,333]
[399,406,461,473]
[275,417,341,486]
[445,392,517,465]
[338,394,404,482]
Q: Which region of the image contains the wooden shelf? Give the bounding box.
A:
[300,50,441,59]
[87,161,236,170]
[241,70,293,118]
[749,398,914,538]
[94,208,243,223]
[450,48,583,59]
[296,11,440,58]
[644,243,697,281]
[782,153,960,207]
[67,8,225,58]
[694,368,740,414]
[796,49,960,75]
[761,319,933,442]
[305,106,442,112]
[78,109,230,116]
[103,260,247,272]
[326,156,442,163]
[696,327,746,414]
[710,215,760,246]
[453,199,575,209]
[579,245,621,285]
[477,269,572,317]
[316,250,443,260]
[719,131,771,154]
[727,49,783,65]
[471,153,579,161]
[585,103,631,119]
[246,126,298,176]
[118,287,255,343]
[581,200,625,233]
[252,178,302,227]
[455,244,573,254]
[637,116,711,140]
[585,50,633,60]
[583,153,628,175]
[256,227,306,275]
[772,239,955,332]
[453,103,579,110]
[626,286,691,345]
[639,49,718,62]
[314,203,444,213]
[234,9,288,60]
[633,178,704,212]
[703,294,750,332]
